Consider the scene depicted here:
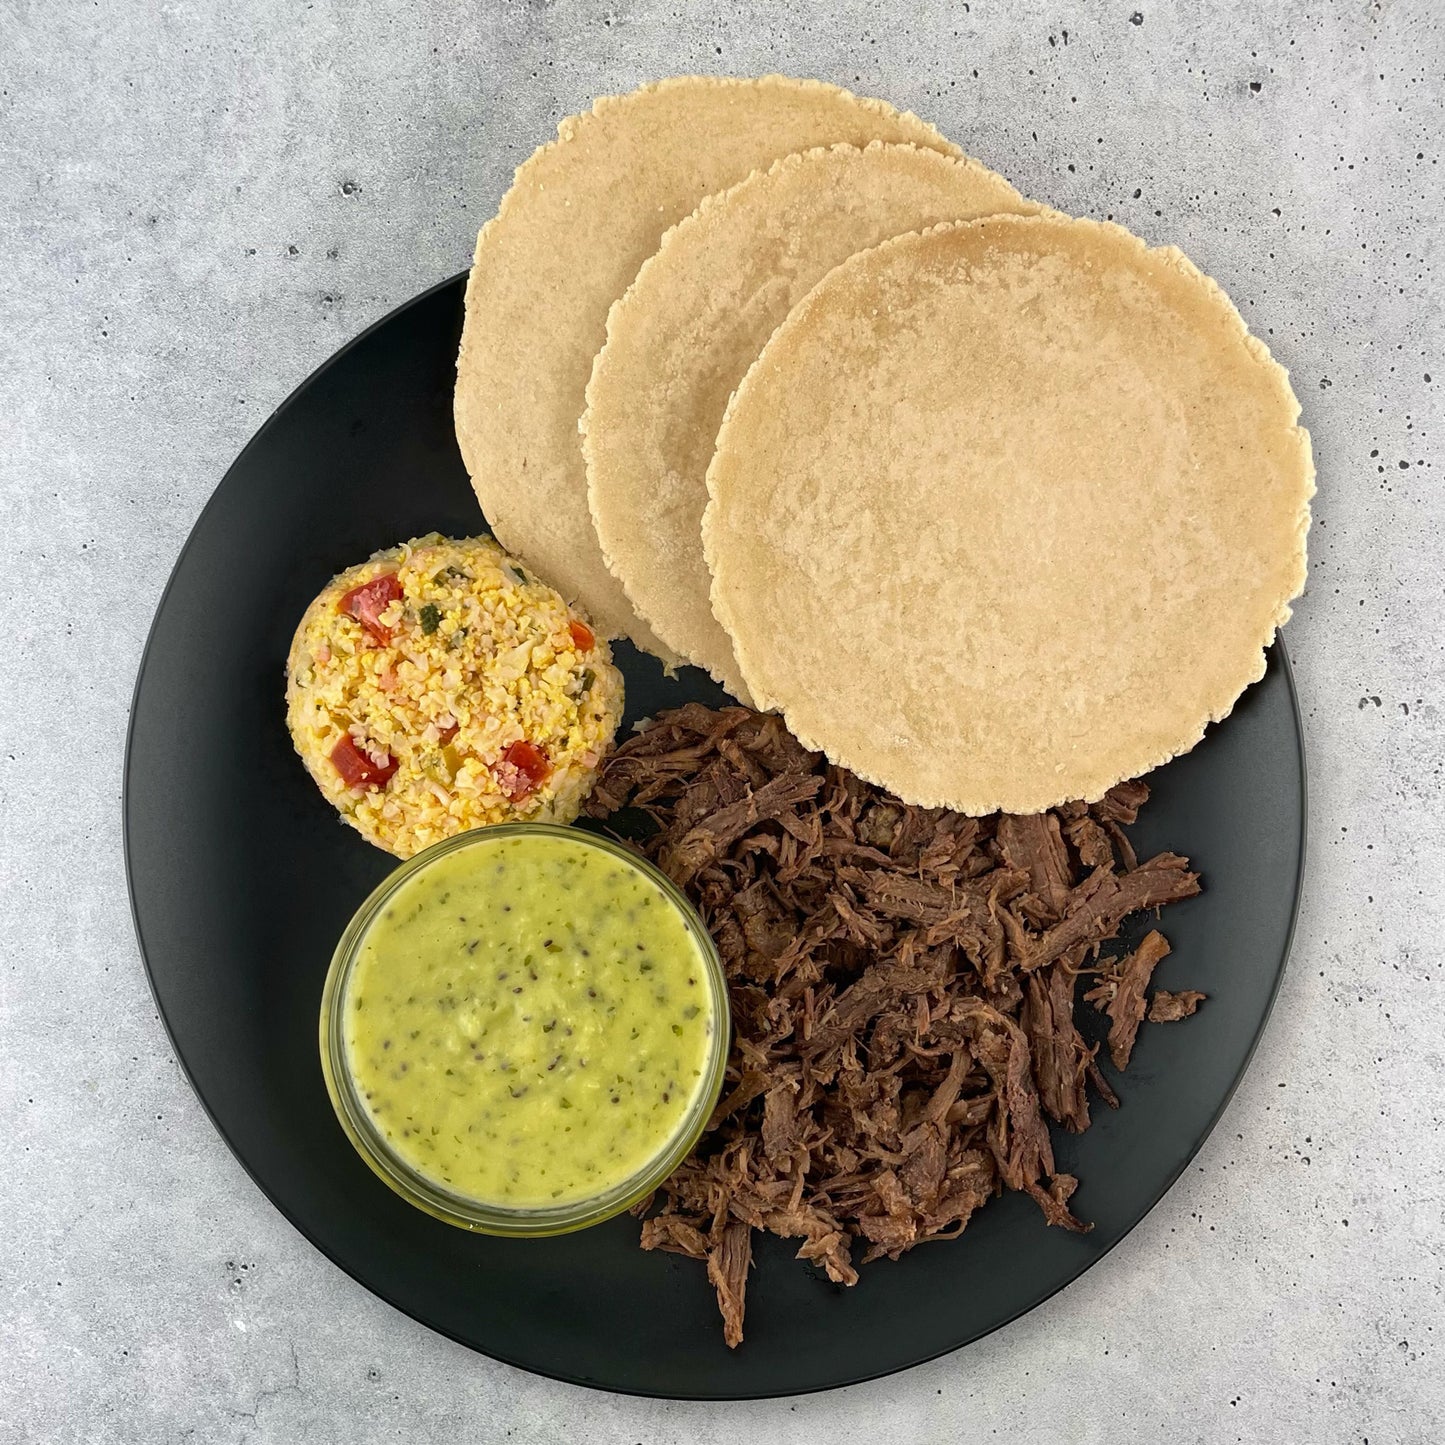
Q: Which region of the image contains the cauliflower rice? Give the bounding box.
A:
[285,534,624,857]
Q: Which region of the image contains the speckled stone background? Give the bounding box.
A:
[2,1,1441,1441]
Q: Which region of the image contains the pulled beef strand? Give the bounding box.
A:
[1149,989,1208,1023]
[587,706,1205,1345]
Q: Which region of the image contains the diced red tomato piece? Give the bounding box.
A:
[331,735,398,790]
[338,573,403,643]
[500,740,551,801]
[568,619,595,652]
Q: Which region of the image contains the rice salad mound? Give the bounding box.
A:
[285,534,624,857]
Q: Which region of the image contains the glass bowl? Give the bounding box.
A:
[318,822,730,1236]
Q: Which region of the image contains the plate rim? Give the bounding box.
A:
[122,274,1309,1401]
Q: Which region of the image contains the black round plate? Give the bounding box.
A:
[125,274,1306,1399]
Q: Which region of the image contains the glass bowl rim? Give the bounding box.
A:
[318,821,730,1236]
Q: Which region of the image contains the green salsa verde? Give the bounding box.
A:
[343,830,717,1208]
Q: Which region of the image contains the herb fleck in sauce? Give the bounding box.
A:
[344,832,715,1207]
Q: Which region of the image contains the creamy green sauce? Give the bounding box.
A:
[344,831,715,1207]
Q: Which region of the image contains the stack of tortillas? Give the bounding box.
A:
[455,75,1313,814]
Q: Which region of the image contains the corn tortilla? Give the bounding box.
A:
[454,76,959,660]
[583,141,1036,701]
[703,215,1314,814]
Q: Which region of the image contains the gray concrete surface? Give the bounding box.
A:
[1,1,1441,1440]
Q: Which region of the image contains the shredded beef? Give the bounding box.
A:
[1083,929,1178,1069]
[1022,958,1093,1133]
[588,706,1205,1345]
[997,812,1074,921]
[706,1221,753,1349]
[1149,989,1208,1023]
